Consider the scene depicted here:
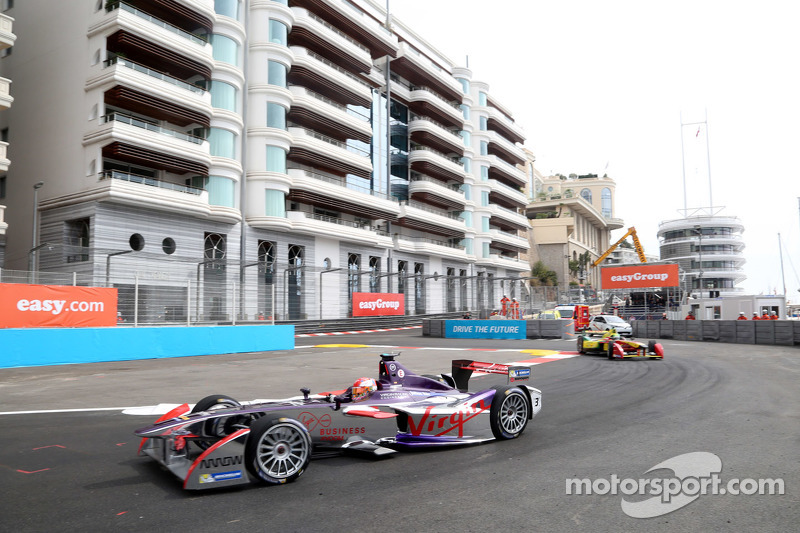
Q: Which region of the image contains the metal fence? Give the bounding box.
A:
[0,262,595,325]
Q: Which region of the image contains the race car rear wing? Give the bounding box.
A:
[450,360,531,392]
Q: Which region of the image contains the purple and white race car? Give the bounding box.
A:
[134,353,542,490]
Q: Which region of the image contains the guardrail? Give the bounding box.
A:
[632,319,800,346]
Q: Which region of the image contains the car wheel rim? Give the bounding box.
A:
[256,423,309,479]
[500,393,528,434]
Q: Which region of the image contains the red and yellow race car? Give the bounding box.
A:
[576,329,664,360]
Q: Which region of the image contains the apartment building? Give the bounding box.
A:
[0,0,529,319]
[525,171,624,290]
[0,7,14,264]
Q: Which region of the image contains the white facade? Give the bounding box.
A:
[0,0,529,317]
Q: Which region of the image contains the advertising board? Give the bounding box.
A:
[0,283,118,328]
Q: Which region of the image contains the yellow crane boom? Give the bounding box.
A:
[592,226,647,267]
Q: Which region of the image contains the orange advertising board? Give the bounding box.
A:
[600,264,680,289]
[0,283,118,328]
[352,292,405,317]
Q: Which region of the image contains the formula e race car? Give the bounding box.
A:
[576,329,664,360]
[134,353,541,490]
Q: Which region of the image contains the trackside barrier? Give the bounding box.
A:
[631,320,798,346]
[423,319,572,340]
[0,325,295,368]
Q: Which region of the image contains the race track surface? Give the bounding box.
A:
[1,333,797,532]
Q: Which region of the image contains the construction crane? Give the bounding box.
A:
[592,227,647,267]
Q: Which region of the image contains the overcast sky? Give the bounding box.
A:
[389,0,800,299]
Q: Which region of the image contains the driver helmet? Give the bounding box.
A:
[350,377,377,401]
[608,328,620,340]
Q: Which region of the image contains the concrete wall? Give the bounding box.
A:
[0,325,295,368]
[632,320,797,346]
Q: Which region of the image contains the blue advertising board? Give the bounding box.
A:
[444,319,526,340]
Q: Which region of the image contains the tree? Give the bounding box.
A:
[531,261,558,287]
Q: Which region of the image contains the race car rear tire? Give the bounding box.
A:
[489,386,529,440]
[245,415,312,485]
[191,394,242,447]
[577,337,585,354]
[647,340,656,353]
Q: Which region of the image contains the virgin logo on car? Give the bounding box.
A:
[298,411,332,431]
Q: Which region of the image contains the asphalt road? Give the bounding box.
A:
[1,332,798,532]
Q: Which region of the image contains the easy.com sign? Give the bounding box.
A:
[0,283,118,328]
[445,320,526,340]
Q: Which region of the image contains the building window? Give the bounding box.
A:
[397,260,407,295]
[581,188,592,203]
[461,130,471,147]
[601,187,612,218]
[480,166,489,181]
[210,34,239,66]
[267,103,287,129]
[214,0,239,19]
[266,145,287,173]
[481,191,489,207]
[210,80,237,112]
[460,104,470,120]
[208,128,236,158]
[0,175,5,199]
[207,176,235,207]
[162,238,176,255]
[482,242,490,258]
[204,233,226,259]
[479,116,488,131]
[348,253,361,296]
[463,238,473,255]
[478,92,487,106]
[268,60,287,88]
[269,20,289,45]
[462,156,471,173]
[481,216,490,232]
[460,211,473,227]
[461,183,471,201]
[265,189,286,217]
[457,78,469,94]
[66,218,90,263]
[480,141,488,156]
[369,256,380,293]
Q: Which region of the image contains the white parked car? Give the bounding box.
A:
[588,314,632,336]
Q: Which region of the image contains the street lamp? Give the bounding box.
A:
[29,181,44,272]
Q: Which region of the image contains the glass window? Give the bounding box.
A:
[482,242,490,258]
[479,116,488,131]
[580,188,592,203]
[209,80,237,112]
[460,104,470,120]
[461,130,471,147]
[461,183,471,201]
[462,157,471,173]
[478,92,487,106]
[480,166,489,181]
[480,141,488,156]
[214,0,239,19]
[481,191,489,206]
[481,216,490,232]
[267,102,287,129]
[269,19,288,45]
[601,187,612,217]
[268,60,287,88]
[266,145,287,173]
[457,78,469,94]
[207,176,235,207]
[460,211,473,227]
[265,189,286,216]
[208,127,236,158]
[463,238,474,255]
[211,34,239,66]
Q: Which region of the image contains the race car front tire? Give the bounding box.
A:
[191,394,242,447]
[606,341,616,360]
[577,337,586,354]
[245,415,312,485]
[489,386,529,440]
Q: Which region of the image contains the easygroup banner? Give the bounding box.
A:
[445,320,527,340]
[0,283,118,328]
[352,292,405,317]
[601,263,680,289]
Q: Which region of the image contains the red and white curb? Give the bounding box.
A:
[296,325,422,337]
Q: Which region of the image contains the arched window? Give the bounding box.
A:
[580,188,592,203]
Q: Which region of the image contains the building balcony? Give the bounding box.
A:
[289,46,373,107]
[475,253,529,272]
[397,201,466,237]
[488,179,527,208]
[657,215,745,235]
[408,116,464,156]
[391,42,463,102]
[0,13,16,51]
[395,235,468,262]
[490,229,529,252]
[487,155,527,187]
[286,210,394,247]
[486,105,525,144]
[0,204,7,236]
[409,146,466,183]
[0,141,8,173]
[287,167,400,221]
[85,112,211,174]
[288,127,372,179]
[0,76,12,111]
[408,175,467,210]
[288,86,371,143]
[486,130,526,166]
[290,0,399,58]
[528,196,624,231]
[408,86,464,130]
[291,8,372,75]
[489,204,530,232]
[91,57,212,126]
